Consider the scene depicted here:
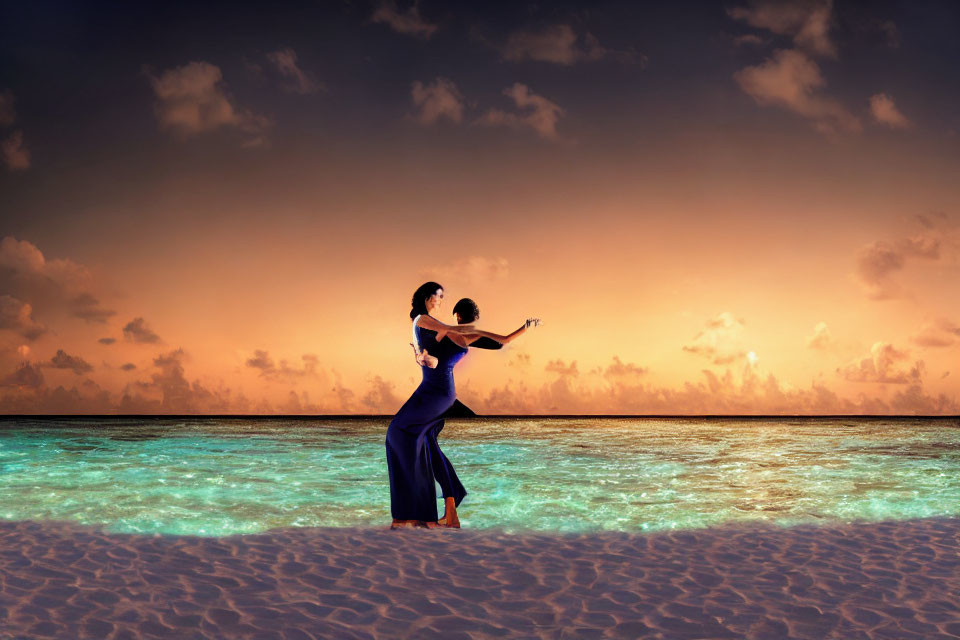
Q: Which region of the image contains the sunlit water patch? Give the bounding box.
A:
[0,417,957,535]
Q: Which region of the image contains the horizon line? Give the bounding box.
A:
[0,414,958,420]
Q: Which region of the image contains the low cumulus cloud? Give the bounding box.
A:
[806,321,835,350]
[0,362,45,390]
[869,93,911,129]
[456,353,957,415]
[420,256,509,284]
[71,292,116,323]
[0,295,46,340]
[411,77,465,125]
[727,0,836,57]
[122,317,162,344]
[0,236,115,323]
[912,319,960,348]
[45,349,94,375]
[856,225,945,300]
[265,48,322,95]
[371,1,438,39]
[733,49,860,135]
[475,83,566,141]
[683,312,747,365]
[245,349,320,381]
[498,24,643,66]
[837,342,923,384]
[146,61,272,147]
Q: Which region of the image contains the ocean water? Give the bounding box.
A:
[0,417,957,536]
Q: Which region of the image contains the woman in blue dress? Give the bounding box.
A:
[386,282,539,529]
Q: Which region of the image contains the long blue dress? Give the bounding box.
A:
[385,316,469,521]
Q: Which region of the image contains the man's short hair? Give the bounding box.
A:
[452,298,479,323]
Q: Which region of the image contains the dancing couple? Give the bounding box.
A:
[385,281,540,529]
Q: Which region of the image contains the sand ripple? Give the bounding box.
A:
[0,517,958,638]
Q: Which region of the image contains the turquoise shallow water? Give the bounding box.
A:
[0,417,958,536]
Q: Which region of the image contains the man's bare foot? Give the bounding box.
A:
[390,519,420,530]
[438,497,461,528]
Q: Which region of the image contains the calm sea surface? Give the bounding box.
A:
[0,417,957,536]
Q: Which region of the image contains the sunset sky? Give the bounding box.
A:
[1,0,959,414]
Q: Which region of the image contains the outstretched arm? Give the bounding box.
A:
[449,319,541,347]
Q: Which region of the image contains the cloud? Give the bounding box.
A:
[727,0,836,57]
[806,321,835,350]
[146,61,272,146]
[856,234,941,300]
[602,356,647,380]
[912,319,960,348]
[362,375,401,412]
[0,362,44,390]
[70,292,116,323]
[837,342,923,384]
[475,83,566,141]
[120,362,136,371]
[0,89,15,126]
[499,25,643,66]
[420,256,509,284]
[683,312,747,365]
[411,77,465,125]
[2,130,30,170]
[265,48,322,94]
[0,295,46,340]
[733,48,860,135]
[245,349,320,381]
[545,359,579,377]
[869,93,911,129]
[457,352,958,415]
[45,349,94,375]
[371,1,438,39]
[0,236,116,325]
[98,337,116,345]
[122,317,162,344]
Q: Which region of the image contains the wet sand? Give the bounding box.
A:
[0,517,958,639]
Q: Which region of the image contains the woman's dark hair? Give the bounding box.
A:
[410,281,443,319]
[452,298,479,323]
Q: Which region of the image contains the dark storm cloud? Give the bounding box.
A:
[46,349,94,375]
[122,317,162,344]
